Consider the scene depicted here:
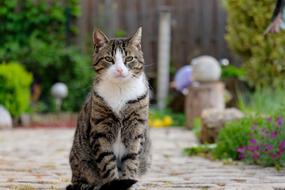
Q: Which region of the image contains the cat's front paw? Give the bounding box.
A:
[99,179,137,190]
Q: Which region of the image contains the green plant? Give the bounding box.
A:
[193,117,202,139]
[221,65,245,79]
[0,0,93,112]
[223,0,285,88]
[25,37,93,112]
[237,113,285,169]
[184,144,215,158]
[214,117,253,160]
[0,62,33,117]
[238,88,285,114]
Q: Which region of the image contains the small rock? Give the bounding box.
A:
[200,108,244,143]
[0,105,13,129]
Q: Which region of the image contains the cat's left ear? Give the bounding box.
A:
[129,27,142,49]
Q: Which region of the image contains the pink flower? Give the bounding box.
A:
[271,131,278,138]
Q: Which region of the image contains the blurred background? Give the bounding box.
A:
[0,0,284,130]
[1,1,285,187]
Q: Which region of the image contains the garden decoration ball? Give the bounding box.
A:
[51,82,68,111]
[191,55,221,82]
[174,65,192,94]
[0,105,13,129]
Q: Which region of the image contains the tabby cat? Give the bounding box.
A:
[66,27,151,190]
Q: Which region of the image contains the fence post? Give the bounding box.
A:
[157,7,171,110]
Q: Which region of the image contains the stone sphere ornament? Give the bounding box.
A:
[51,82,68,112]
[0,105,13,129]
[191,55,221,82]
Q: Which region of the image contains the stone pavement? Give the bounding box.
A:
[0,128,285,190]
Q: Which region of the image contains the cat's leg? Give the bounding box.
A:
[90,129,119,185]
[120,127,145,180]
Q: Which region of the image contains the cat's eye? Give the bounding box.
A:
[104,56,113,62]
[125,56,133,62]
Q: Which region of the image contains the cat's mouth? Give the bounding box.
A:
[114,74,129,79]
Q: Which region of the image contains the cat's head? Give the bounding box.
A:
[92,27,144,83]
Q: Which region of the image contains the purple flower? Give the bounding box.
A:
[279,140,285,150]
[250,138,257,144]
[276,116,283,126]
[247,145,259,151]
[252,152,260,160]
[262,128,270,137]
[239,153,245,160]
[267,117,273,123]
[271,131,278,138]
[251,124,258,131]
[237,147,246,153]
[264,144,273,152]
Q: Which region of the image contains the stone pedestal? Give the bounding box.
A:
[185,81,225,129]
[200,108,244,143]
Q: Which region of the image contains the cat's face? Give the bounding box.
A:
[92,27,144,83]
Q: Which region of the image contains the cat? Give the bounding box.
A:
[66,27,151,190]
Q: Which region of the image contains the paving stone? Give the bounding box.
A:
[0,128,285,189]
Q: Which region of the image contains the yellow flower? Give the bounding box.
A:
[152,119,164,128]
[163,116,173,126]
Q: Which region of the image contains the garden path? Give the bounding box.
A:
[0,128,285,190]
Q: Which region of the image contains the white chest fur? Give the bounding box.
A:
[112,130,126,164]
[95,74,147,114]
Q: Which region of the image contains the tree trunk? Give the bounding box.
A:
[185,81,225,129]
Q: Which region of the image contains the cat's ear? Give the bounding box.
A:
[129,27,142,49]
[93,30,109,50]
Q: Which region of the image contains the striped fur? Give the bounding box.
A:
[67,27,151,190]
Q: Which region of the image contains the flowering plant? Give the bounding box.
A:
[237,115,285,168]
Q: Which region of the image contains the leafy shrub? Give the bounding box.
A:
[0,0,79,48]
[223,0,285,87]
[0,0,92,112]
[214,117,253,160]
[238,114,285,168]
[24,37,93,111]
[0,62,32,117]
[238,88,285,114]
[221,65,245,79]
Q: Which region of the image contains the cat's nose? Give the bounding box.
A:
[116,68,123,75]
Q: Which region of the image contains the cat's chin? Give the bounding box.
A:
[109,75,131,83]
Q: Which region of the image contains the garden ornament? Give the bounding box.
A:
[51,82,68,112]
[0,105,13,129]
[191,55,221,82]
[173,65,192,95]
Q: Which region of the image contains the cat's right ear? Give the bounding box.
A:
[93,30,109,50]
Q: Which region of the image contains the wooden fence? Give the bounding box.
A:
[77,0,231,79]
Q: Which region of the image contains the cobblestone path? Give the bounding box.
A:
[0,128,285,190]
